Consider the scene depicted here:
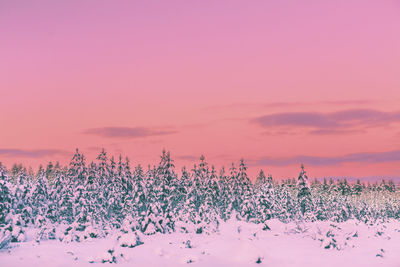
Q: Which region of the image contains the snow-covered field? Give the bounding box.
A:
[2,219,400,267]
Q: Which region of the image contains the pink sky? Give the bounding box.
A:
[1,0,400,180]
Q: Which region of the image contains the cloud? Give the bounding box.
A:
[250,150,400,167]
[0,149,67,158]
[205,100,376,111]
[262,100,375,109]
[252,109,400,134]
[176,155,200,161]
[84,127,177,138]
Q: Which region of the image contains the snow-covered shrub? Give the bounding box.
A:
[117,215,143,248]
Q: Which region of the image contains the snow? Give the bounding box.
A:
[1,219,400,267]
[1,151,400,266]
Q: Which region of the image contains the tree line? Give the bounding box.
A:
[0,149,399,246]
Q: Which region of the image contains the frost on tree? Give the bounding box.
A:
[256,170,275,223]
[0,149,399,250]
[297,164,314,220]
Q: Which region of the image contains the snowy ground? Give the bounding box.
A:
[1,219,400,267]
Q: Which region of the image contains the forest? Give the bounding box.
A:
[1,149,399,249]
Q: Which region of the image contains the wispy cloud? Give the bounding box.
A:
[0,149,67,158]
[252,109,400,135]
[176,155,200,161]
[205,100,376,111]
[250,150,400,166]
[83,127,177,139]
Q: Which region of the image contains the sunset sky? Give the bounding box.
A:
[1,0,400,180]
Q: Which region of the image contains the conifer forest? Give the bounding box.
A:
[1,149,400,266]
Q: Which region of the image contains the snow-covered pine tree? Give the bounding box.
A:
[0,165,12,225]
[62,149,96,242]
[105,156,124,227]
[119,156,133,197]
[274,183,296,222]
[174,166,190,218]
[175,166,192,232]
[314,195,328,221]
[31,170,49,219]
[0,164,9,182]
[352,179,363,195]
[387,180,396,192]
[255,169,267,189]
[237,159,255,222]
[141,166,164,235]
[337,178,351,196]
[13,169,33,225]
[297,164,314,220]
[229,162,241,216]
[256,171,275,223]
[123,164,145,231]
[51,169,73,223]
[0,167,13,248]
[217,166,233,221]
[2,168,30,246]
[67,161,102,242]
[156,150,178,233]
[182,162,203,232]
[322,177,329,192]
[83,162,105,226]
[197,162,220,233]
[68,149,87,187]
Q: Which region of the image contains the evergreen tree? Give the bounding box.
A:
[141,166,164,235]
[297,164,313,220]
[31,170,49,218]
[352,179,363,195]
[51,170,73,223]
[0,166,12,225]
[218,166,233,221]
[255,169,267,188]
[237,159,255,222]
[256,171,275,222]
[156,150,178,233]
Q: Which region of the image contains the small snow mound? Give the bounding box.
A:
[118,232,143,248]
[180,255,198,264]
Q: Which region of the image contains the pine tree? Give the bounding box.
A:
[338,178,351,196]
[156,150,178,233]
[255,169,267,188]
[51,170,74,223]
[198,164,220,233]
[297,164,313,220]
[274,184,296,222]
[141,166,164,235]
[352,179,363,195]
[256,171,275,223]
[182,162,203,232]
[31,170,49,219]
[218,166,233,221]
[13,169,33,225]
[0,166,12,225]
[175,166,192,232]
[237,159,255,222]
[106,156,124,226]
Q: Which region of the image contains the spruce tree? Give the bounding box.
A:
[256,172,275,223]
[0,166,12,225]
[297,164,313,219]
[31,170,49,219]
[237,159,255,222]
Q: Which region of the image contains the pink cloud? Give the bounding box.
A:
[253,109,400,134]
[0,149,67,158]
[250,150,400,166]
[84,127,177,139]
